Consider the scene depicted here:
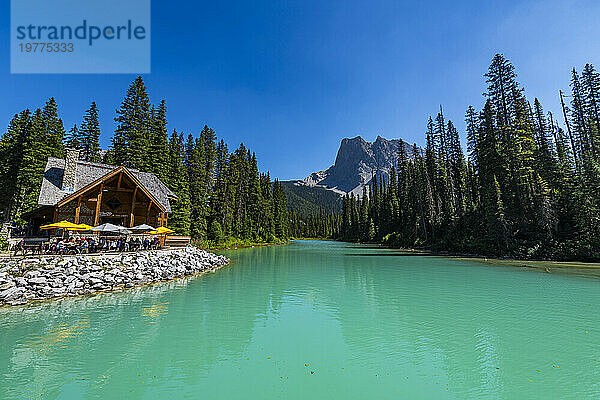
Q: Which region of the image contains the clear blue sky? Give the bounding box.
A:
[2,0,600,180]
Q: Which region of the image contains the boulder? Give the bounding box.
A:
[89,277,103,285]
[28,277,47,285]
[15,277,28,287]
[25,270,40,278]
[1,286,24,301]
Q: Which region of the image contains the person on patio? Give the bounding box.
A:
[80,239,89,254]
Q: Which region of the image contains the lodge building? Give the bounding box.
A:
[25,148,178,234]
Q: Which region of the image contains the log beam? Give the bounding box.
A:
[97,188,134,193]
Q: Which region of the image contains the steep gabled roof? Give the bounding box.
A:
[38,158,178,212]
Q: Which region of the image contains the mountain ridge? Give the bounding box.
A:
[281,135,419,214]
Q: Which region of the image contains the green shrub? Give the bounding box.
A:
[0,236,8,251]
[208,221,225,243]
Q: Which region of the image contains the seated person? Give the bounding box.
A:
[80,240,89,254]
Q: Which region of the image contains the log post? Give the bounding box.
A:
[146,201,152,224]
[94,183,103,226]
[129,187,137,227]
[75,196,82,224]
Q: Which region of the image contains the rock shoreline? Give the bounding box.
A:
[0,247,229,306]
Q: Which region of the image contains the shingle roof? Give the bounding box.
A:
[38,157,177,212]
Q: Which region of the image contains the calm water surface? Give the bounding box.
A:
[1,240,599,399]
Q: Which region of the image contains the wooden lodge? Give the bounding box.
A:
[24,148,178,235]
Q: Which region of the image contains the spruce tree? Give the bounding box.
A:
[211,139,229,228]
[13,109,47,218]
[0,111,29,220]
[166,130,191,235]
[113,76,152,170]
[41,97,65,159]
[79,102,102,162]
[465,106,479,166]
[148,100,169,181]
[78,102,101,162]
[65,124,80,149]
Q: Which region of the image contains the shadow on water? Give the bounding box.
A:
[347,251,600,279]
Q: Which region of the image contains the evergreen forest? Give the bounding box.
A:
[292,55,600,261]
[0,77,289,247]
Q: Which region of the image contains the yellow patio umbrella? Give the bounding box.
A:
[72,224,94,231]
[40,220,82,230]
[149,226,175,235]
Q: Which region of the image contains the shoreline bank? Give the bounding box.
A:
[333,240,600,277]
[394,249,600,277]
[0,247,229,307]
[195,240,289,251]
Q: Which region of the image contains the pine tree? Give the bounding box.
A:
[489,175,508,251]
[79,102,102,162]
[581,64,600,158]
[187,125,218,239]
[13,109,48,218]
[465,106,479,166]
[570,68,588,163]
[65,124,80,149]
[248,153,263,239]
[166,130,191,235]
[6,100,66,219]
[41,97,65,159]
[211,139,229,227]
[0,111,29,220]
[188,138,206,239]
[113,76,152,170]
[531,98,560,190]
[148,100,169,180]
[447,119,466,217]
[485,54,522,127]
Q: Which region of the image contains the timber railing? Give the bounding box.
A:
[165,236,191,247]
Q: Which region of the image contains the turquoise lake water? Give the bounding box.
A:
[1,240,600,399]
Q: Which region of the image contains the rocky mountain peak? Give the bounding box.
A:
[296,135,417,196]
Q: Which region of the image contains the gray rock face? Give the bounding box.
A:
[0,247,229,307]
[297,135,419,196]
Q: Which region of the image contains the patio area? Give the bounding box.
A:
[7,221,182,257]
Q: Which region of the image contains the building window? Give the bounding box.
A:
[106,196,122,211]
